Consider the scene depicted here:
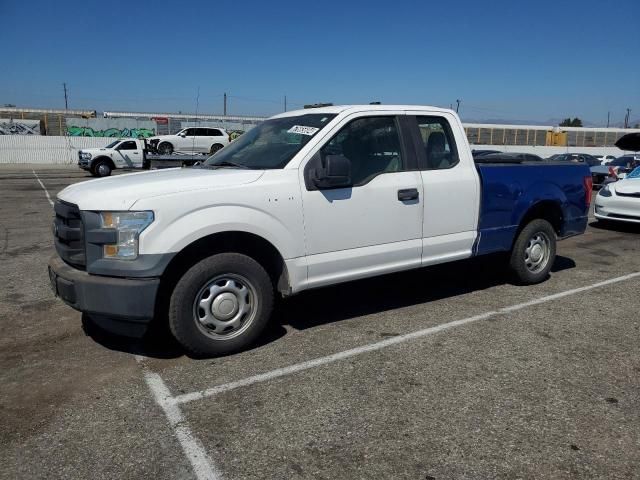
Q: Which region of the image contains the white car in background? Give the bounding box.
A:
[594,154,617,165]
[594,167,640,224]
[148,127,230,155]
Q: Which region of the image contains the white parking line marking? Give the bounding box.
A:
[32,169,54,206]
[135,356,222,480]
[172,271,640,405]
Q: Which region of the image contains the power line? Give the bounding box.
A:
[63,83,68,110]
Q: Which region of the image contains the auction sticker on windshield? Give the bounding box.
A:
[288,125,319,136]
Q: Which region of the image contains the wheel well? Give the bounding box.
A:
[517,201,563,236]
[158,231,290,306]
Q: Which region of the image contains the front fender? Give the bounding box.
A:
[138,204,303,260]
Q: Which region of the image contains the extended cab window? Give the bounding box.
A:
[415,116,459,169]
[320,116,403,186]
[118,141,137,150]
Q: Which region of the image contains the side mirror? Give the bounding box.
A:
[178,132,186,138]
[313,154,352,189]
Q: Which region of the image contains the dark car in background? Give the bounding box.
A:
[553,153,602,166]
[472,149,502,158]
[475,152,544,163]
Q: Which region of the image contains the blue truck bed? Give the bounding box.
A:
[474,162,591,256]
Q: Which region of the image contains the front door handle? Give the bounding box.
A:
[398,188,419,201]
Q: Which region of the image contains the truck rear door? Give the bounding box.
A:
[404,112,480,265]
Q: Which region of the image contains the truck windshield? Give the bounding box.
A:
[204,114,336,169]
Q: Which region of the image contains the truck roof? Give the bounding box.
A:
[271,104,455,119]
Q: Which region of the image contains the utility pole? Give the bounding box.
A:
[284,95,287,112]
[455,99,461,113]
[624,108,631,128]
[606,111,610,128]
[223,92,227,116]
[63,83,68,110]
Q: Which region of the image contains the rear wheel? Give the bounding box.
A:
[169,253,274,357]
[509,219,556,284]
[158,142,174,155]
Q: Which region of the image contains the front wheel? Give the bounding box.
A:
[158,142,174,155]
[509,219,556,285]
[169,253,274,357]
[92,160,112,177]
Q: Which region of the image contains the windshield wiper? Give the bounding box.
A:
[210,161,250,169]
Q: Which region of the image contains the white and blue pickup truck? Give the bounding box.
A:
[49,105,593,356]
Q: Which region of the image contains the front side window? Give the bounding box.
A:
[319,116,403,186]
[119,141,137,150]
[204,113,336,169]
[415,116,459,169]
[182,128,196,136]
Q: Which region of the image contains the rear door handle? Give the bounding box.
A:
[398,188,419,201]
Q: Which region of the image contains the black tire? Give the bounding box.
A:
[169,253,274,357]
[158,142,174,155]
[92,160,112,177]
[509,219,556,285]
[209,143,223,154]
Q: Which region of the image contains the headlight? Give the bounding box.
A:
[598,184,612,197]
[81,152,92,160]
[100,211,154,260]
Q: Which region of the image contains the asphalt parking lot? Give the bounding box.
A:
[1,165,639,480]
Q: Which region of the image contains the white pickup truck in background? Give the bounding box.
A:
[78,138,219,177]
[50,105,591,357]
[78,139,147,177]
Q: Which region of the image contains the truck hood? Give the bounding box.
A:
[58,167,264,210]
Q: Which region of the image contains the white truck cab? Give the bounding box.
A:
[78,139,145,177]
[50,105,590,357]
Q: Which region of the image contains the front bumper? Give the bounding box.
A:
[594,194,640,224]
[48,255,160,337]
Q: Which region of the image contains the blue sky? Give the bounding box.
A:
[1,0,638,125]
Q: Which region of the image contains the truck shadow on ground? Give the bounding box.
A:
[278,254,575,331]
[84,254,576,359]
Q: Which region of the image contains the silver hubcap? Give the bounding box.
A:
[193,274,257,339]
[97,164,109,176]
[524,232,551,273]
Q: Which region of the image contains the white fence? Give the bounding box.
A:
[0,135,633,165]
[0,136,114,164]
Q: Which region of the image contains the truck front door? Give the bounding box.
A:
[300,113,424,289]
[116,140,142,168]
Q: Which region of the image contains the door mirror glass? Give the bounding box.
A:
[178,132,186,137]
[313,154,352,189]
